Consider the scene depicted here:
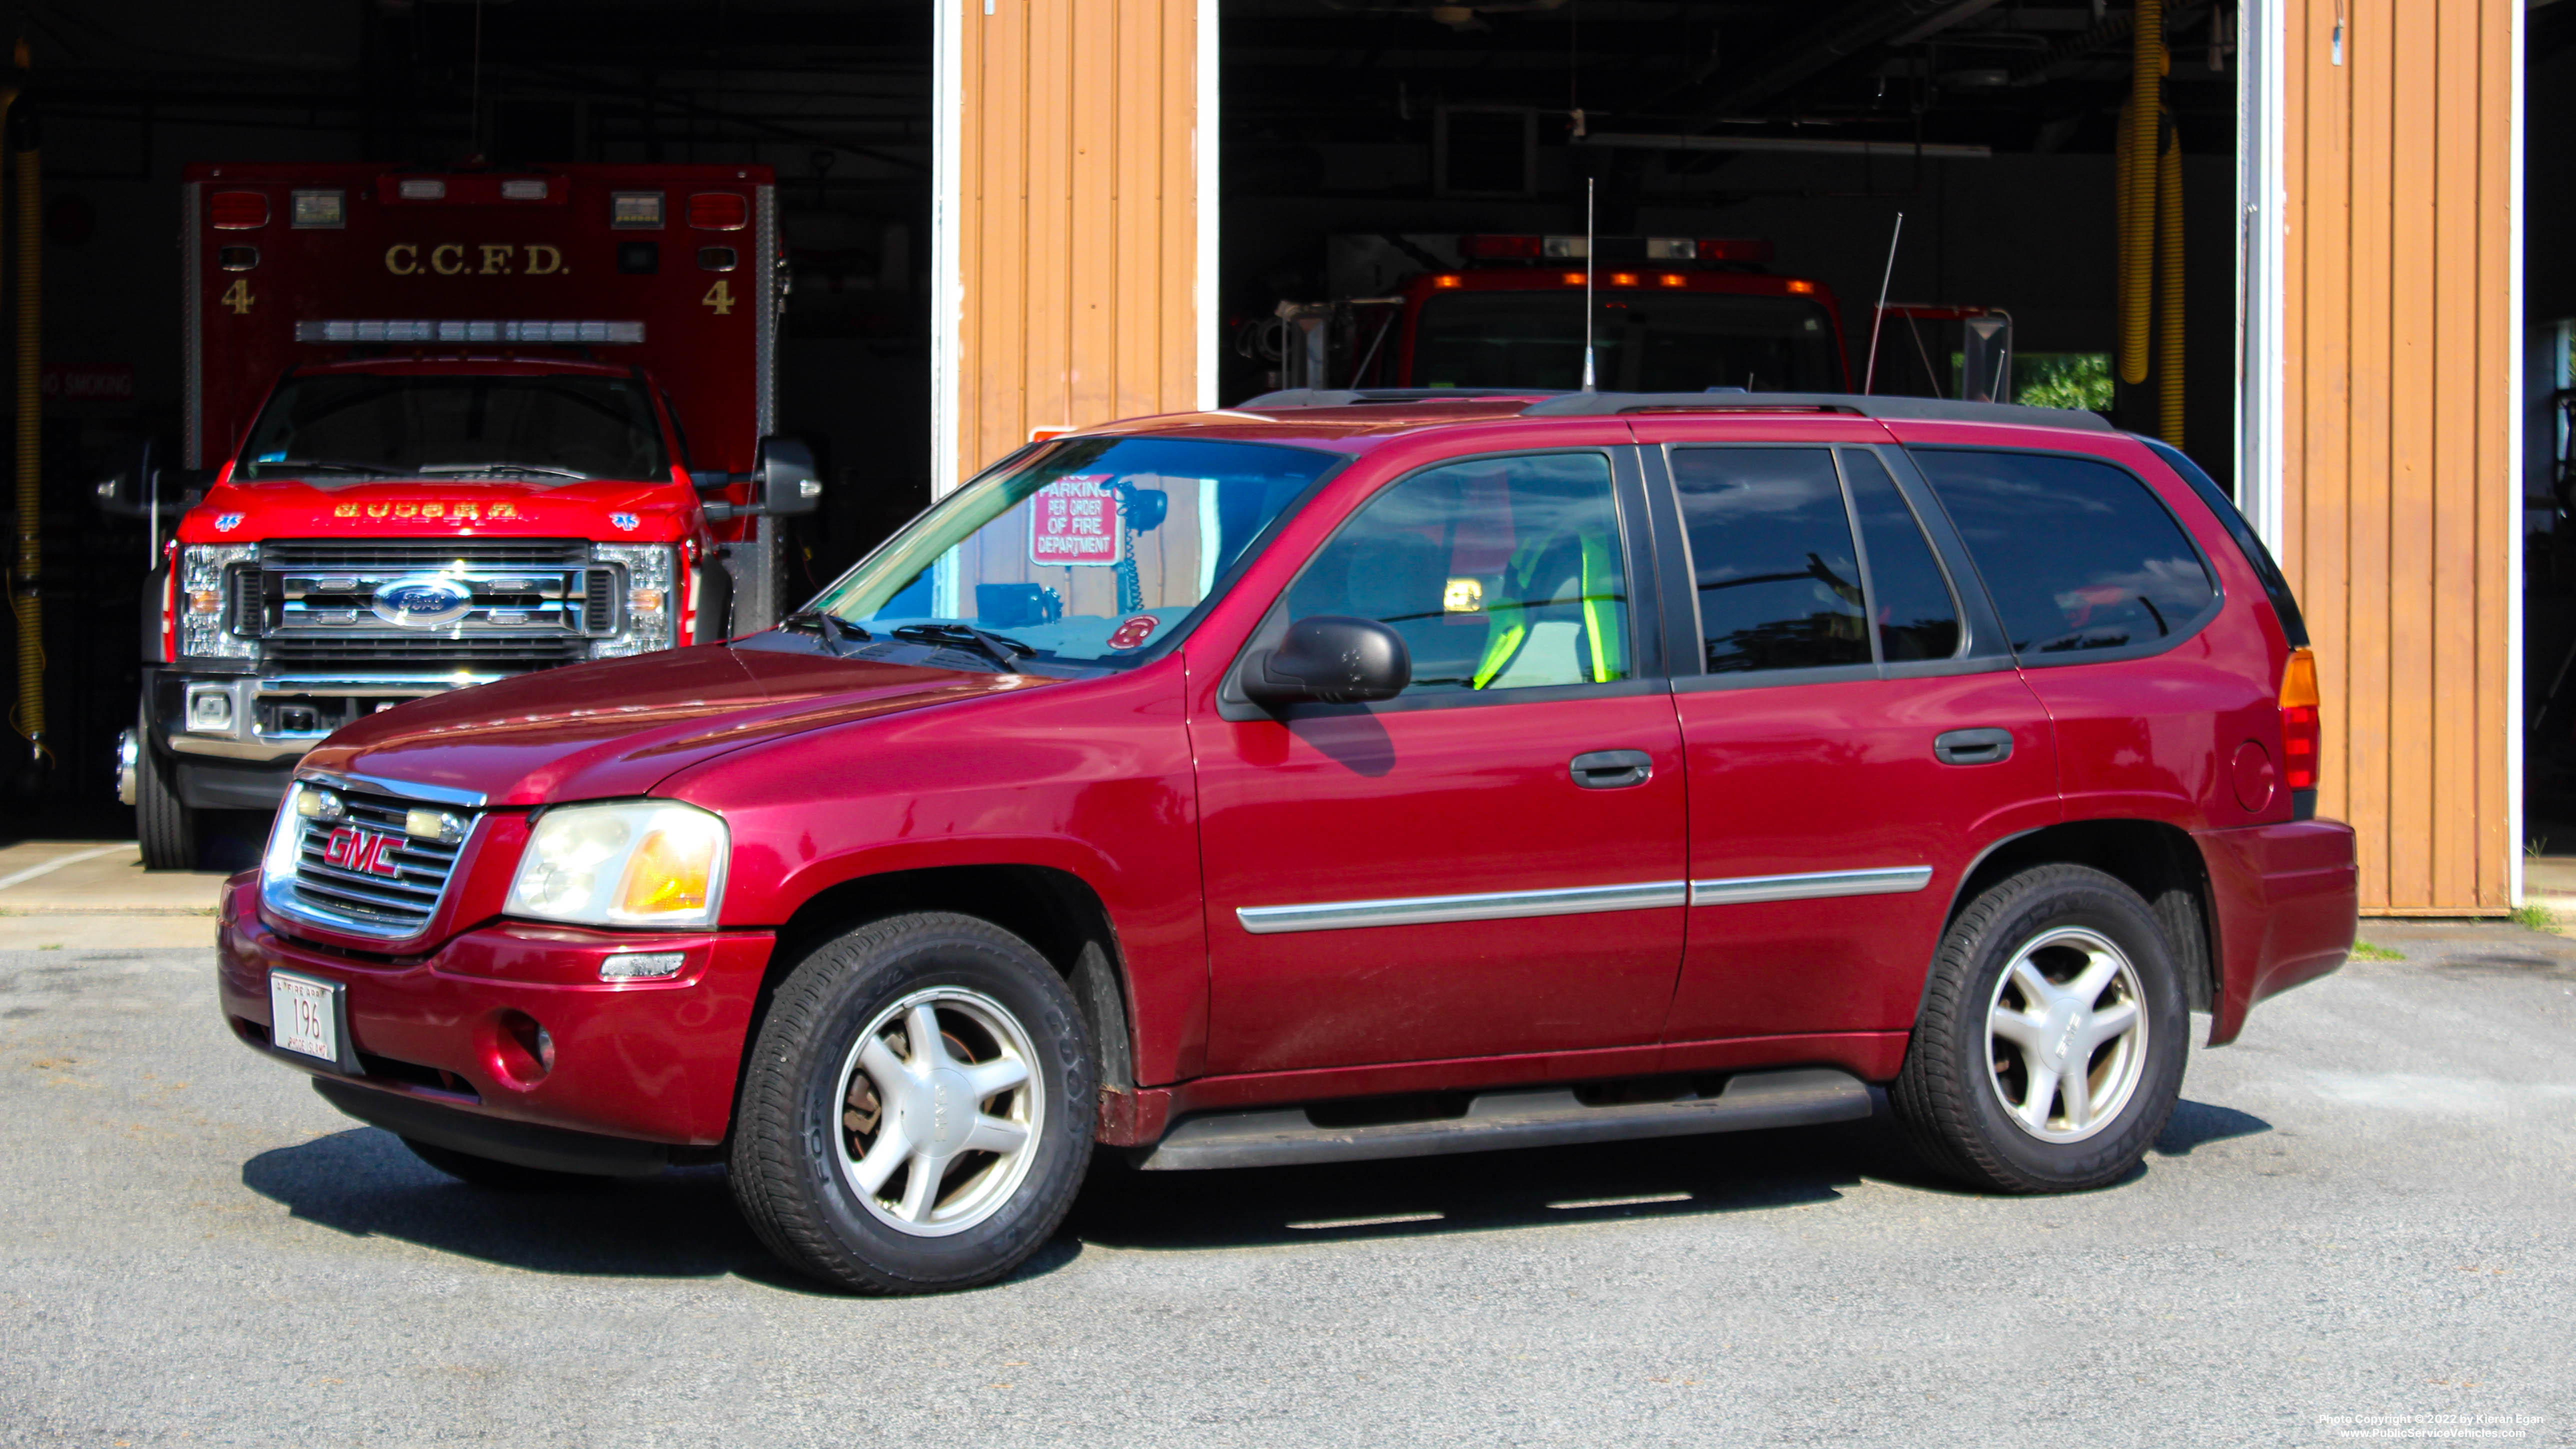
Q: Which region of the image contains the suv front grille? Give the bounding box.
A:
[279,788,472,939]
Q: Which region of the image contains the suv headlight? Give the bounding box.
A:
[591,543,678,659]
[504,800,728,928]
[179,544,259,660]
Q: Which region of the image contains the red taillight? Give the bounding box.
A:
[2279,646,2321,793]
[1459,234,1542,260]
[688,192,749,230]
[210,190,269,229]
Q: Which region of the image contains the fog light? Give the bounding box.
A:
[187,690,234,731]
[188,588,222,614]
[600,951,686,980]
[629,586,665,613]
[404,808,466,843]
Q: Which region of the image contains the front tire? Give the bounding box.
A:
[728,912,1094,1294]
[1890,864,2188,1194]
[134,711,198,872]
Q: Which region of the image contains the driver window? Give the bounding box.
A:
[1284,452,1630,694]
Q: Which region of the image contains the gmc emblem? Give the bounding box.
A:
[322,824,404,878]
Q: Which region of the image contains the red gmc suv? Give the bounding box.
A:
[216,390,2360,1294]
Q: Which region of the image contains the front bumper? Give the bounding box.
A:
[2196,818,2360,1046]
[216,872,776,1148]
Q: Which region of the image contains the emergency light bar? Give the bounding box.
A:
[1457,234,1775,264]
[293,320,648,344]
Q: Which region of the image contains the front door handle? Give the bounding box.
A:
[1570,749,1654,790]
[1933,728,2015,766]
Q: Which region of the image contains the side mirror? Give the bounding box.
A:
[94,449,214,519]
[1244,616,1410,708]
[754,434,822,516]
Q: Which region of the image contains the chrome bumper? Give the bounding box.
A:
[166,674,506,762]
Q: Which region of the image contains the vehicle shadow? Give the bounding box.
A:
[1068,1102,1946,1251]
[241,1126,818,1284]
[2152,1098,2272,1156]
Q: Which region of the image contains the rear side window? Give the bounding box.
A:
[1842,450,1961,662]
[1670,447,1870,674]
[2138,436,2308,647]
[1912,449,2216,658]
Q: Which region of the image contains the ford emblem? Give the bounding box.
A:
[370,574,474,628]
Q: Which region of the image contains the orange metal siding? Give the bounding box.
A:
[954,0,1202,478]
[2280,0,2518,912]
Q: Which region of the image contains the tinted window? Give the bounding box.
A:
[2140,436,2308,646]
[1286,452,1628,693]
[1842,450,1961,662]
[1914,449,2216,656]
[1672,448,1870,674]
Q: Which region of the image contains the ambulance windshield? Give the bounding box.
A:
[806,436,1340,670]
[237,374,669,484]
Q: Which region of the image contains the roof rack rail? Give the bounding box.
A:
[1518,392,2114,432]
[1236,387,1557,409]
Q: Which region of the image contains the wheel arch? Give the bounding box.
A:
[758,863,1140,1096]
[1934,818,2218,1019]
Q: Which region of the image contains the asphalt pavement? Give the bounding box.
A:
[1,919,2570,1447]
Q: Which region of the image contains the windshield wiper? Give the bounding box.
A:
[250,459,404,476]
[780,609,872,656]
[417,462,593,480]
[892,622,1034,674]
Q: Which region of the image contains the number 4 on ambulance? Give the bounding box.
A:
[1028,475,1122,567]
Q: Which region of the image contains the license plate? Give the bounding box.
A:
[268,970,342,1065]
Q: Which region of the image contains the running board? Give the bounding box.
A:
[1132,1068,1874,1172]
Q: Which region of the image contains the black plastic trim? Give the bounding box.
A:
[310,1076,673,1178]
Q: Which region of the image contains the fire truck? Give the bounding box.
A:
[106,163,818,868]
[1252,233,1857,396]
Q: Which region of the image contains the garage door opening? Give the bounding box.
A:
[1219,0,2244,486]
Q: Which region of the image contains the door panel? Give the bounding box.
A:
[1664,670,2059,1039]
[1194,445,1688,1075]
[1198,694,1688,1072]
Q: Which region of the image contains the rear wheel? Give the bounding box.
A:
[133,712,198,872]
[1890,864,2188,1194]
[728,912,1093,1294]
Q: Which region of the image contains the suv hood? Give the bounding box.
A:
[178,476,696,545]
[296,644,1057,807]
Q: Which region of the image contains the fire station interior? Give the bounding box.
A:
[0,0,930,824]
[1220,0,2242,462]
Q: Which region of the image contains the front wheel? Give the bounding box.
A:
[133,712,198,872]
[1890,864,2188,1194]
[728,912,1094,1294]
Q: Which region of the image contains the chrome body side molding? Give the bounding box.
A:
[1236,879,1688,935]
[1689,865,1934,907]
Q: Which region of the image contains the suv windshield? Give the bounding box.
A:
[238,374,669,484]
[808,436,1340,670]
[1412,291,1842,392]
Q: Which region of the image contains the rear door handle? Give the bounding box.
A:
[1570,749,1654,789]
[1933,728,2014,766]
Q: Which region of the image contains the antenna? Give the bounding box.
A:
[1862,210,1904,396]
[1581,178,1598,392]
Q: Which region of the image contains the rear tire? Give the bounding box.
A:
[1890,864,2188,1194]
[402,1138,612,1191]
[728,912,1094,1295]
[134,716,198,872]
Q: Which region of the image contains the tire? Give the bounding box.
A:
[728,912,1094,1295]
[1890,864,2188,1194]
[134,712,198,872]
[402,1137,612,1192]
